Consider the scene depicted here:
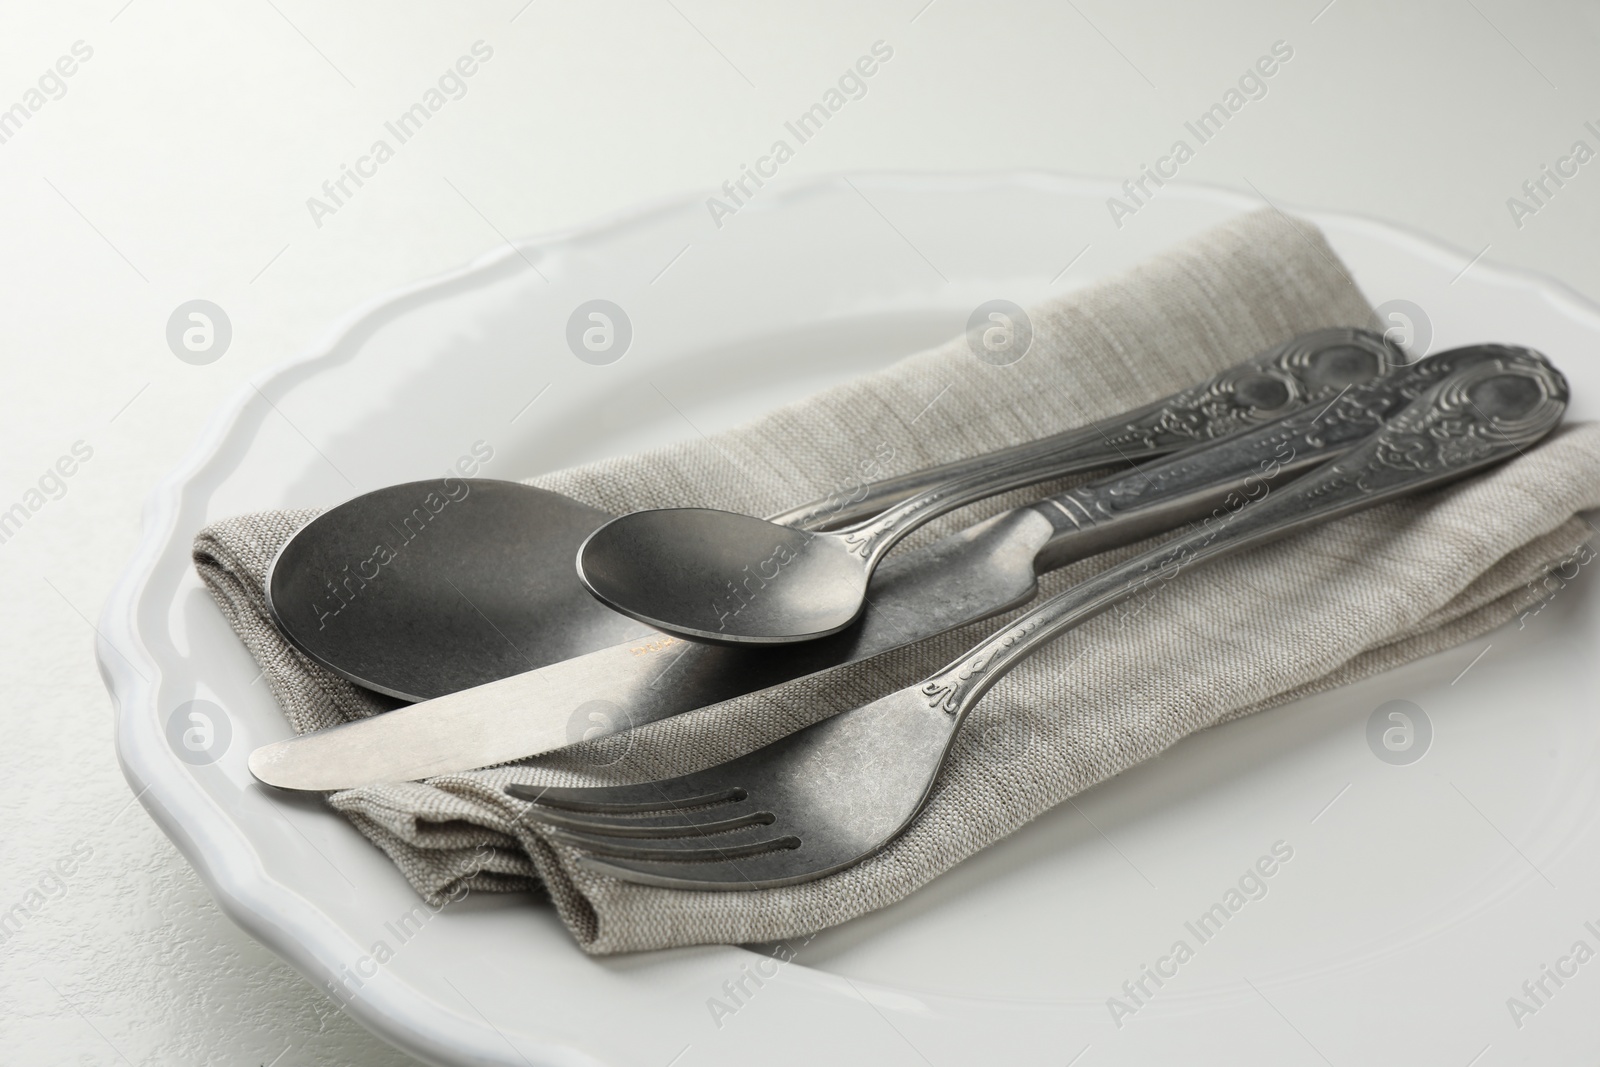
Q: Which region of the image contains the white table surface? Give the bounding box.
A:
[3,2,1597,1063]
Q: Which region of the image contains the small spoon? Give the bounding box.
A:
[578,330,1398,644]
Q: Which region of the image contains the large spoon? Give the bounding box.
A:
[267,328,1395,696]
[254,342,1515,792]
[580,330,1397,644]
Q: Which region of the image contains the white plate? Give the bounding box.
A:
[101,174,1600,1066]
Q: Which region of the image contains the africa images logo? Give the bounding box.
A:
[165,700,232,766]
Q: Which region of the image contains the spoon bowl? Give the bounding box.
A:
[266,479,655,701]
[577,509,870,642]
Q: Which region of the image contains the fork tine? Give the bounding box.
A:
[504,781,661,811]
[520,803,775,839]
[506,781,745,815]
[544,825,799,863]
[505,733,790,819]
[576,845,841,891]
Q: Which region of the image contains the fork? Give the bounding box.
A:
[507,350,1566,891]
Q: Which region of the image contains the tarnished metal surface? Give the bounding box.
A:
[253,339,1543,793]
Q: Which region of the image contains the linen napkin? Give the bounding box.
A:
[196,208,1600,954]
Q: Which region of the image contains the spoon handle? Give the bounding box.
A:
[916,350,1567,721]
[766,328,1397,532]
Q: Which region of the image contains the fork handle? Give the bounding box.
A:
[917,351,1567,720]
[767,328,1396,532]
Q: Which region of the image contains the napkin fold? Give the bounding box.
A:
[196,209,1600,954]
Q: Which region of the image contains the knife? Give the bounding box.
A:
[248,346,1522,790]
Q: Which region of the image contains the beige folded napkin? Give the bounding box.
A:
[195,209,1600,955]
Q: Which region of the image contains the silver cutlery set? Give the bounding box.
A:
[249,329,1570,890]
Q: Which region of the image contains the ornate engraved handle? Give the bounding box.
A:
[1033,343,1533,545]
[768,327,1399,532]
[919,349,1567,720]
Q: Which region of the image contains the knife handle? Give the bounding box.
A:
[767,327,1398,532]
[919,349,1568,719]
[1025,344,1537,574]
